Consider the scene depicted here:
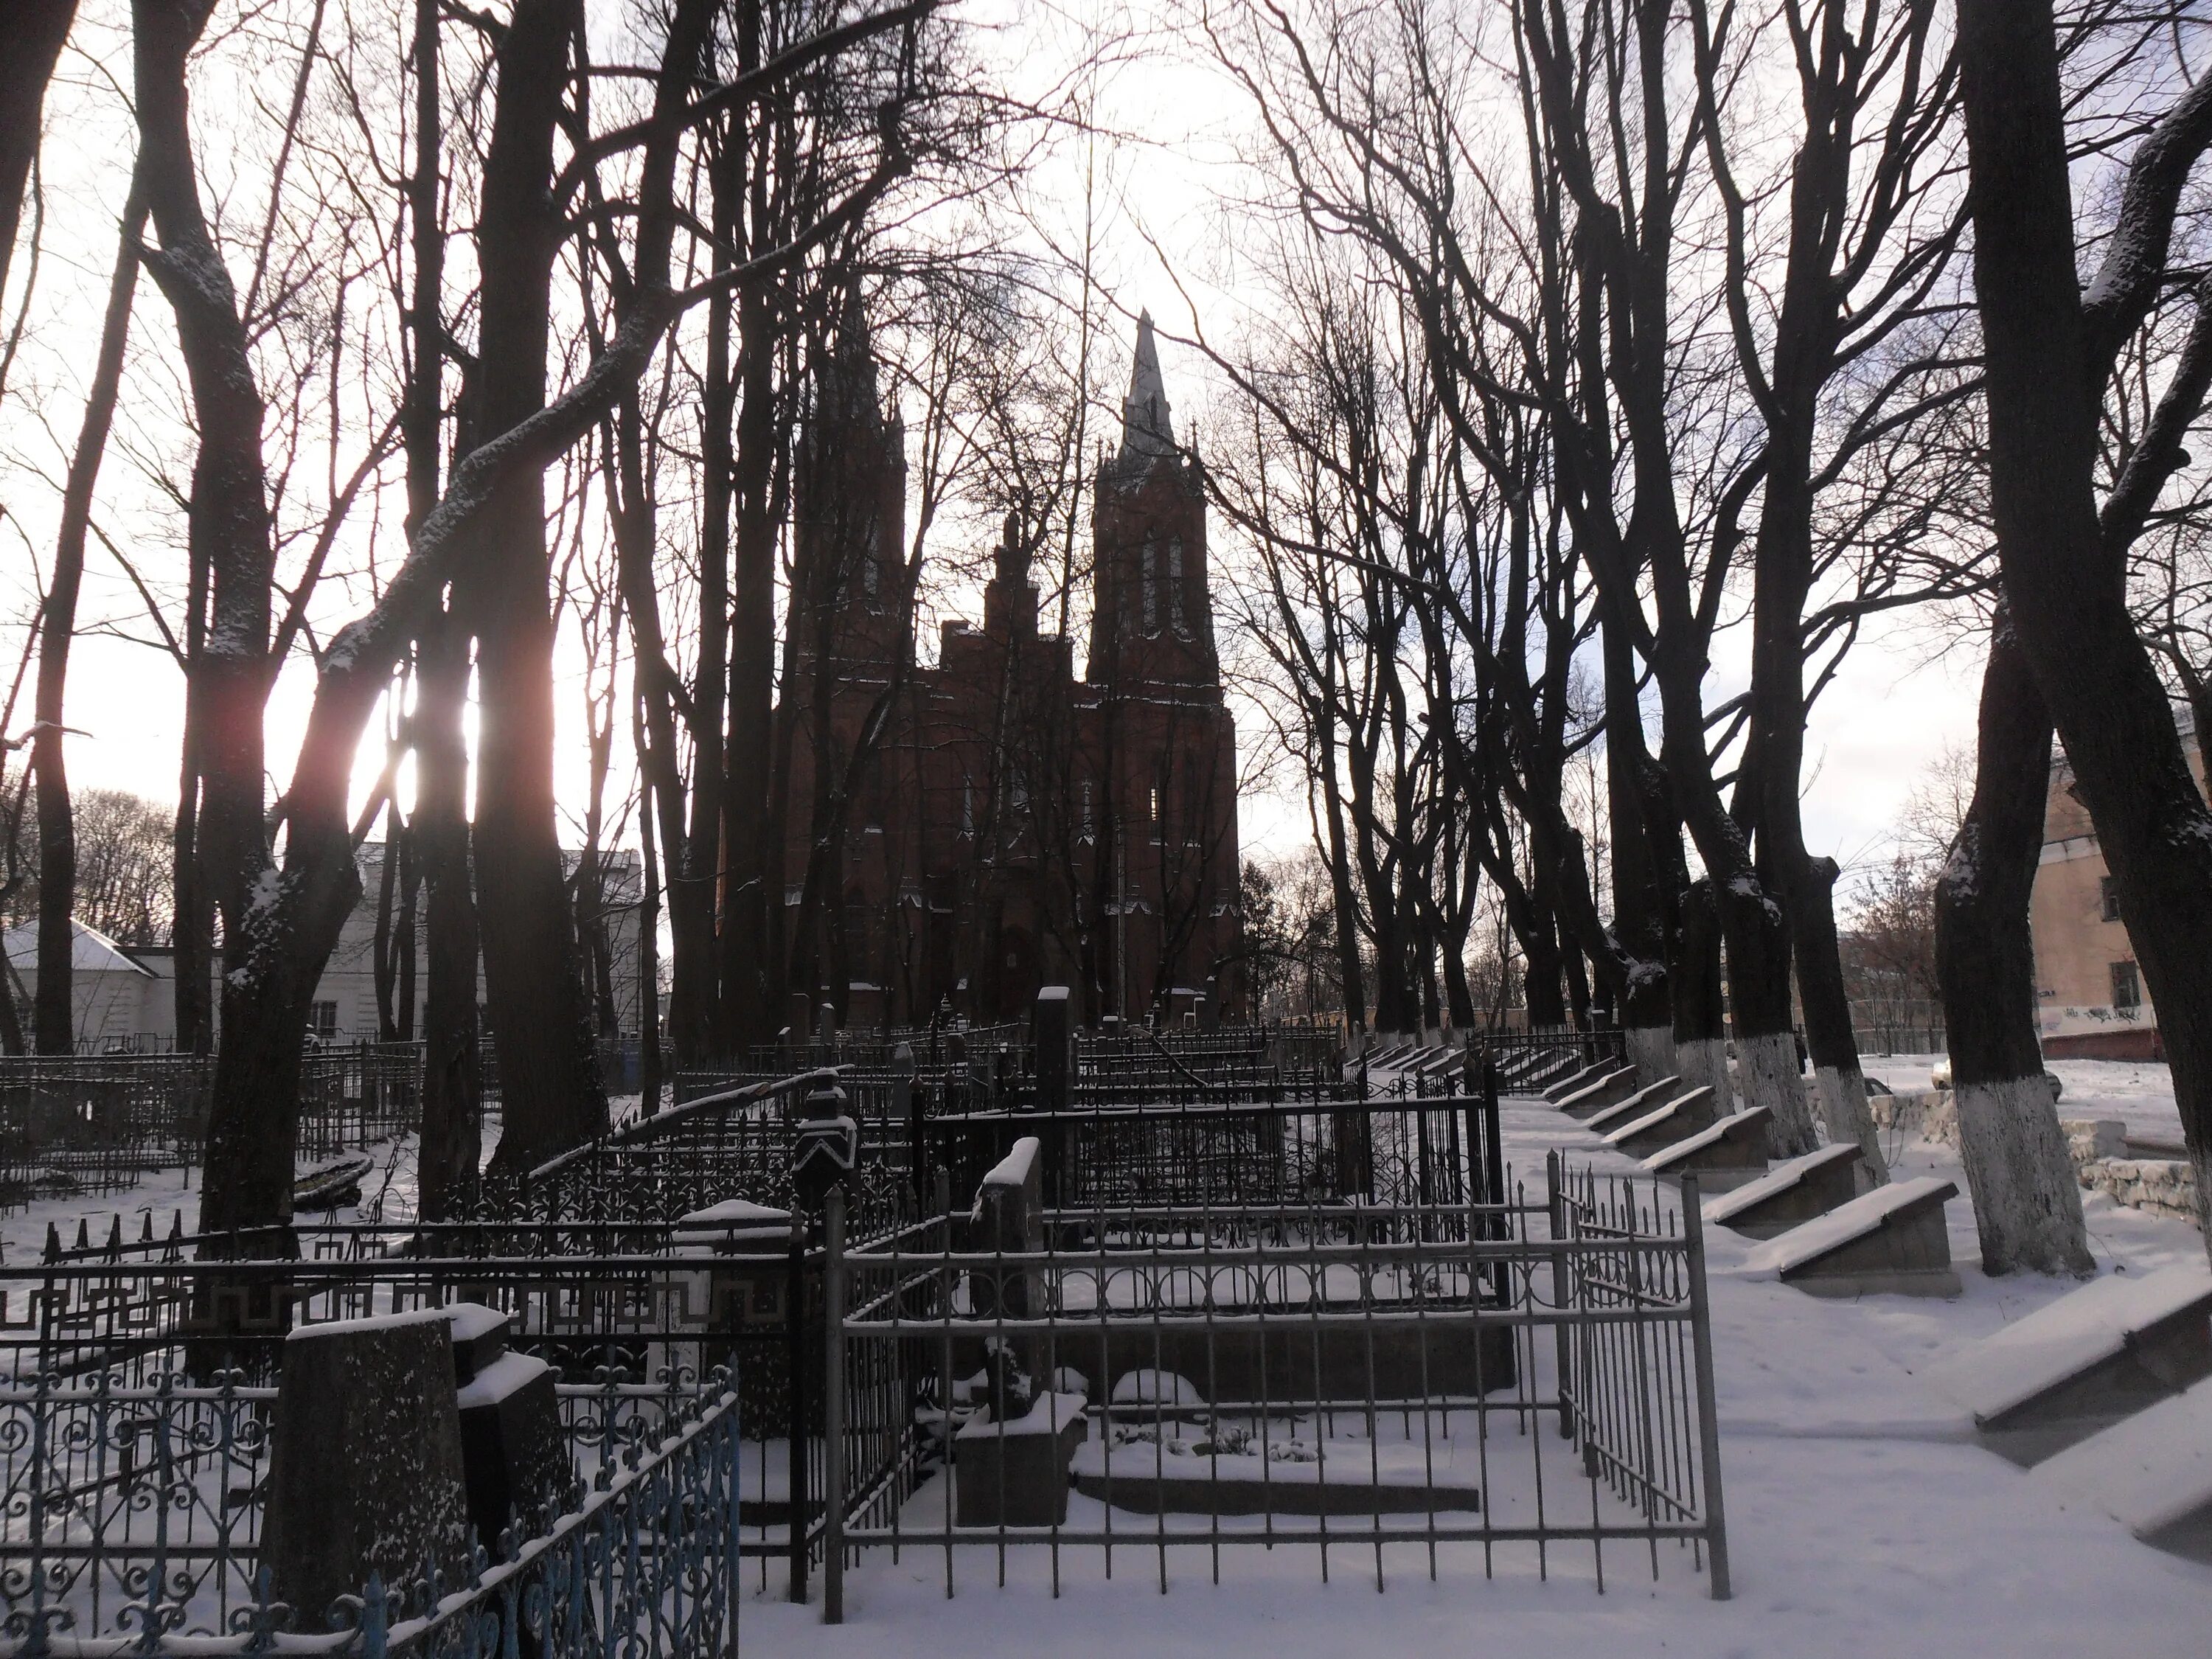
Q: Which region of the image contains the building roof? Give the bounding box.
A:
[1,918,156,978]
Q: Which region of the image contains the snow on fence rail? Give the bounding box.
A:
[0,1375,742,1659]
[818,1154,1731,1615]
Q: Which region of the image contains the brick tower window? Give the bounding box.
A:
[1169,538,1186,636]
[1141,535,1159,636]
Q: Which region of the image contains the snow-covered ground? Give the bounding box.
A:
[13,1068,2208,1652]
[739,1059,2211,1658]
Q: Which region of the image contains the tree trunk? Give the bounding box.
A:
[0,0,76,302]
[669,137,737,1065]
[1671,879,1728,1109]
[133,0,286,1240]
[1604,621,1674,1080]
[1935,603,2091,1275]
[31,175,145,1054]
[467,0,608,1175]
[1958,0,2212,1253]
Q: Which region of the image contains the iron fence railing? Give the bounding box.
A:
[823,1159,1729,1610]
[922,1091,1503,1215]
[0,1368,742,1658]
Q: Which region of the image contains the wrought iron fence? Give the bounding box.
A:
[0,1368,742,1658]
[822,1156,1729,1610]
[922,1091,1502,1215]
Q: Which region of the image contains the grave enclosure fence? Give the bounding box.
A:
[818,1155,1730,1608]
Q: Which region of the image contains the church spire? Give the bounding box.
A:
[1118,310,1175,462]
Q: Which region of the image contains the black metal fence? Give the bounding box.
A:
[824,1156,1729,1607]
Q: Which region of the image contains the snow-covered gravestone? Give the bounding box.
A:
[970,1135,1044,1319]
[445,1304,574,1557]
[260,1310,473,1628]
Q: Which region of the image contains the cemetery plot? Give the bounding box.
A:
[831,1153,1731,1604]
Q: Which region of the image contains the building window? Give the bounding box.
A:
[1168,538,1186,636]
[2111,960,2142,1013]
[307,1000,338,1041]
[2101,875,2122,922]
[1080,781,1094,841]
[961,779,975,837]
[1141,536,1159,636]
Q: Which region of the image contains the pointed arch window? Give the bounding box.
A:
[1168,538,1186,636]
[1141,534,1159,636]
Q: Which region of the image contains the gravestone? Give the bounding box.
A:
[1033,987,1073,1113]
[443,1304,574,1556]
[261,1310,472,1628]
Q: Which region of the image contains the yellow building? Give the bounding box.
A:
[2031,719,2204,1059]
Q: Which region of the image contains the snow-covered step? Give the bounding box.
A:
[1557,1067,1642,1119]
[1599,1088,1718,1158]
[1701,1143,1865,1240]
[1541,1061,1615,1105]
[1641,1107,1774,1192]
[1739,1176,1961,1298]
[1581,1075,1686,1136]
[2033,1371,2212,1564]
[1927,1260,2212,1467]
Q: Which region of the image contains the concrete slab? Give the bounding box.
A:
[1928,1259,2212,1466]
[1702,1143,1865,1240]
[1599,1088,1719,1158]
[1742,1176,1961,1298]
[1640,1106,1774,1192]
[2034,1371,2212,1565]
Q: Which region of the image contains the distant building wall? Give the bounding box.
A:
[2029,726,2202,1060]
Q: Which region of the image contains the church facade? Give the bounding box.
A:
[776,313,1245,1028]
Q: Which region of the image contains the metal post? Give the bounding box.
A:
[821,1184,847,1624]
[1547,1150,1574,1440]
[785,1219,808,1604]
[1679,1173,1732,1600]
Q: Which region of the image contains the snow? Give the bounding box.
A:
[456,1351,549,1410]
[285,1304,451,1340]
[1739,1177,1958,1278]
[444,1301,509,1345]
[955,1391,1086,1441]
[1703,1143,1863,1222]
[1109,1368,1207,1407]
[1927,1259,2212,1422]
[2035,1373,2212,1537]
[981,1136,1042,1192]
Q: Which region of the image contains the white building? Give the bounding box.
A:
[3,842,647,1052]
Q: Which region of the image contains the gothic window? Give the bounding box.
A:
[1080,781,1094,841]
[860,548,880,608]
[1168,538,1186,636]
[1141,536,1160,636]
[961,776,975,837]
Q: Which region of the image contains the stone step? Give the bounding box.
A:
[2033,1371,2212,1564]
[1541,1060,1615,1105]
[1598,1088,1718,1158]
[1557,1067,1642,1119]
[1581,1076,1686,1137]
[1701,1143,1865,1239]
[1740,1175,1960,1298]
[1927,1260,2212,1466]
[1641,1107,1773,1192]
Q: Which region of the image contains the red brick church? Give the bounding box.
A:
[776,310,1245,1029]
